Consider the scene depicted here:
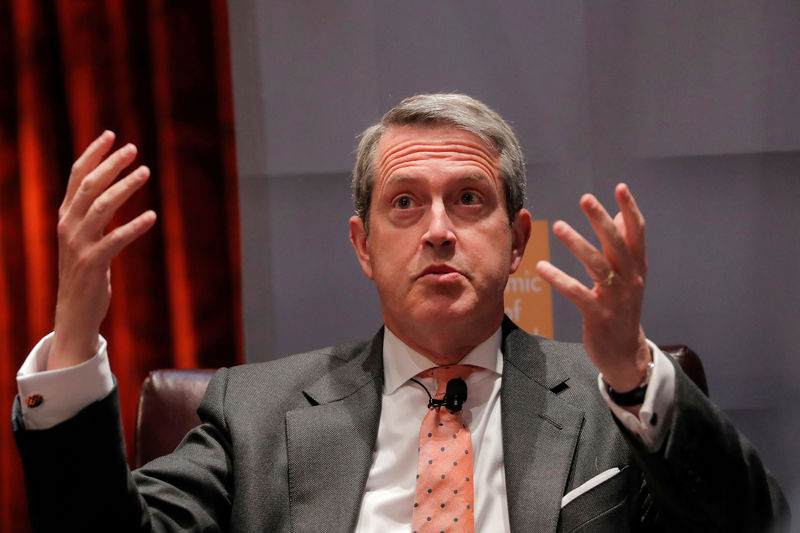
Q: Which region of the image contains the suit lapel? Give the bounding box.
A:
[501,319,585,533]
[286,330,384,533]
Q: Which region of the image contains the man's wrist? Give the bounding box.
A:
[597,342,675,451]
[48,330,100,370]
[605,360,655,406]
[601,339,654,393]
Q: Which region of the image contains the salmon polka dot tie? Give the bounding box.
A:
[412,365,478,533]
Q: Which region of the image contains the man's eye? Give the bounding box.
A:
[460,192,480,205]
[394,196,414,209]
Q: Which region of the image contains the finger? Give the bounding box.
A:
[67,143,138,220]
[552,220,613,284]
[615,183,646,266]
[96,210,157,261]
[536,260,595,313]
[613,212,626,242]
[579,194,635,275]
[62,131,116,213]
[82,166,151,238]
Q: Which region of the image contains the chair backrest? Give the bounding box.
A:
[133,344,709,469]
[660,344,708,396]
[134,368,216,468]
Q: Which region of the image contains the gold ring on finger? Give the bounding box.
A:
[593,270,616,288]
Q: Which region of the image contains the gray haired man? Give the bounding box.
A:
[14,94,788,532]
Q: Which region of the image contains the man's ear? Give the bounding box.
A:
[509,208,532,274]
[349,215,374,280]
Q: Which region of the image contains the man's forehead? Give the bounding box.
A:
[377,124,495,153]
[375,124,500,180]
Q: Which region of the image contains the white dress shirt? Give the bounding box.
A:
[355,327,510,532]
[17,328,675,531]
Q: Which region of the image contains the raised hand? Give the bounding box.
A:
[48,131,156,370]
[536,183,651,393]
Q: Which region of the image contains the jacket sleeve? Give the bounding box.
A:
[13,369,234,533]
[623,358,791,533]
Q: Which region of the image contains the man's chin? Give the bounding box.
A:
[409,302,483,329]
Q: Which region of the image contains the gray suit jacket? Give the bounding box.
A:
[13,319,788,532]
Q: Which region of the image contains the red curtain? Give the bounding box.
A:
[0,1,242,531]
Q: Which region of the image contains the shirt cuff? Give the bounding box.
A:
[16,332,114,430]
[597,340,675,452]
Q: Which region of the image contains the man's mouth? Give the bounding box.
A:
[417,264,463,282]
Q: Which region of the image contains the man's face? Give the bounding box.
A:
[350,124,530,352]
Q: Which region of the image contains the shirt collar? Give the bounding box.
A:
[382,325,503,395]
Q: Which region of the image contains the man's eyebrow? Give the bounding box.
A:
[384,174,419,186]
[455,173,491,184]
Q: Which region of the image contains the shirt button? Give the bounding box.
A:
[25,393,44,408]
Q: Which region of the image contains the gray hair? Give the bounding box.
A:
[352,93,526,230]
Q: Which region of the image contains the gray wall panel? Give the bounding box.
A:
[266,173,382,357]
[230,0,800,515]
[586,2,800,158]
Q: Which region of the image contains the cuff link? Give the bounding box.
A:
[25,393,44,408]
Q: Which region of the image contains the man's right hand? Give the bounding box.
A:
[48,131,156,370]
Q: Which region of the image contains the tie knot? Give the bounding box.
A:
[419,364,479,396]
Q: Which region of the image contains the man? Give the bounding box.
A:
[14,94,788,531]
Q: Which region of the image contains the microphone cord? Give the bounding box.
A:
[409,377,437,408]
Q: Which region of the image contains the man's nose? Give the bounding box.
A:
[422,201,456,249]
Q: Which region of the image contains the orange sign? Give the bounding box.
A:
[504,220,553,338]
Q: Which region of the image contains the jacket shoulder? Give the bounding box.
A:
[230,339,371,380]
[207,339,374,416]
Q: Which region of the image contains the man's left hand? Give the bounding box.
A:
[536,183,651,393]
